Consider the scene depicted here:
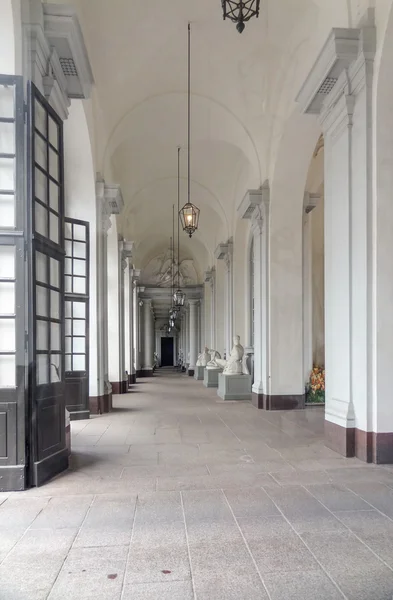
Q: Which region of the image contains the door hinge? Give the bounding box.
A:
[24,331,29,351]
[23,102,27,123]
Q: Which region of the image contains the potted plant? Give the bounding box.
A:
[306,366,325,404]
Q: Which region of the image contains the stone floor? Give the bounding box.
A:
[1,370,393,599]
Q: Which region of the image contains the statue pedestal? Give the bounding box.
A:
[194,366,205,381]
[203,368,222,388]
[217,373,252,401]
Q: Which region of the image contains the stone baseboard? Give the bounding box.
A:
[325,420,355,458]
[111,381,128,394]
[188,369,195,377]
[140,369,153,377]
[252,393,305,410]
[89,393,112,415]
[128,373,136,385]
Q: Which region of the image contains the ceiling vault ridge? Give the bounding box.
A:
[101,90,263,183]
[120,175,230,234]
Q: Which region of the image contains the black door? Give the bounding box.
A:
[0,75,27,491]
[64,218,89,420]
[27,82,68,486]
[161,337,174,367]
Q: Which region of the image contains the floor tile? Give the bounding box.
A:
[122,580,194,600]
[264,570,344,600]
[237,516,319,573]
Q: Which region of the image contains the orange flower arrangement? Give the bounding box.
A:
[307,366,325,403]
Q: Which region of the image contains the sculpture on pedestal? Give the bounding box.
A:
[206,350,223,370]
[196,346,210,367]
[218,335,250,375]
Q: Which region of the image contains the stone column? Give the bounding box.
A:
[188,300,199,376]
[95,179,123,413]
[297,19,379,459]
[128,267,138,384]
[185,305,190,369]
[137,287,144,376]
[142,299,154,376]
[238,186,270,408]
[210,268,216,349]
[215,242,233,357]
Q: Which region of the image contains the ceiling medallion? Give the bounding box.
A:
[221,0,260,33]
[179,23,200,238]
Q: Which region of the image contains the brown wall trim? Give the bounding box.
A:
[188,369,195,377]
[140,369,153,377]
[128,373,136,385]
[110,381,128,394]
[89,393,112,415]
[252,393,305,411]
[326,422,393,464]
[325,420,355,458]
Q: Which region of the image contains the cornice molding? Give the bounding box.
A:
[296,28,360,115]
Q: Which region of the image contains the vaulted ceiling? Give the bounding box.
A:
[48,0,362,270]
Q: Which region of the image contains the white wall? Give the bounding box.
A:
[64,100,98,397]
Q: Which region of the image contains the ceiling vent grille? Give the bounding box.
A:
[60,57,78,77]
[318,77,337,95]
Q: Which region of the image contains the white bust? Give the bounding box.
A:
[196,346,210,367]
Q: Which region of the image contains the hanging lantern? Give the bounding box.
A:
[221,0,260,33]
[169,318,175,329]
[179,202,200,238]
[174,288,186,307]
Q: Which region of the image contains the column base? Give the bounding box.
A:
[89,393,113,415]
[329,426,393,464]
[325,420,355,458]
[110,381,128,394]
[252,393,305,410]
[128,373,136,385]
[140,369,153,377]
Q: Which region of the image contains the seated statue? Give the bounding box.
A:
[206,349,223,370]
[220,335,249,375]
[196,346,210,367]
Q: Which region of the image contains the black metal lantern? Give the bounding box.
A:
[179,202,200,238]
[221,0,260,33]
[174,288,186,307]
[180,23,200,239]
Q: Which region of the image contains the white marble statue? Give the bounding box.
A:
[219,335,250,375]
[206,349,223,370]
[196,346,210,367]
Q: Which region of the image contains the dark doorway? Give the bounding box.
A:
[161,337,174,367]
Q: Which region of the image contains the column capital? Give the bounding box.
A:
[188,298,199,306]
[96,178,124,233]
[304,192,322,214]
[215,240,233,270]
